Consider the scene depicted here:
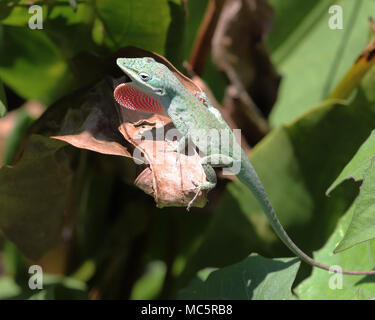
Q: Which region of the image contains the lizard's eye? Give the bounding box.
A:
[139,72,151,81]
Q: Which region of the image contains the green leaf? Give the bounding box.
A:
[295,204,375,300]
[268,0,375,126]
[327,130,375,195]
[42,3,97,59]
[178,255,300,300]
[95,0,173,54]
[334,157,375,252]
[0,135,73,259]
[0,81,6,117]
[0,25,75,105]
[335,163,375,251]
[326,129,375,252]
[0,277,21,299]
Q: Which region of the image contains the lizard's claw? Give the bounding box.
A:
[186,181,215,211]
[187,189,200,211]
[186,181,200,211]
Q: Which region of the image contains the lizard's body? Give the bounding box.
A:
[115,57,375,275]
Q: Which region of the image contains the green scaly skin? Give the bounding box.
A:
[116,57,375,275]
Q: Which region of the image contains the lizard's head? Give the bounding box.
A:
[116,57,170,97]
[114,57,172,113]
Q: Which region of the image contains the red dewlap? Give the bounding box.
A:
[114,83,163,114]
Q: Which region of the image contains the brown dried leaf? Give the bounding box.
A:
[116,108,207,208]
[51,81,133,159]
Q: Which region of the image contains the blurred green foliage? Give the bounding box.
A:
[0,0,182,106]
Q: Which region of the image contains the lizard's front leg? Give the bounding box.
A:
[187,154,235,211]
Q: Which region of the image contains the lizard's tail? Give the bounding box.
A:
[238,157,375,275]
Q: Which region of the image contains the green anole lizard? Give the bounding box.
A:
[114,57,375,275]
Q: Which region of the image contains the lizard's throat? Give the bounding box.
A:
[114,83,165,114]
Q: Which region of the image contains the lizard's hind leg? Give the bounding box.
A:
[187,154,235,211]
[187,163,217,211]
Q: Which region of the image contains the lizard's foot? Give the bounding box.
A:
[186,181,215,211]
